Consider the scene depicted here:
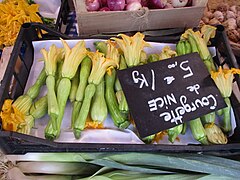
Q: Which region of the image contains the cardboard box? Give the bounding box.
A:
[74,0,208,35]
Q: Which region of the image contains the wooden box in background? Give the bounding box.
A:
[73,0,208,35]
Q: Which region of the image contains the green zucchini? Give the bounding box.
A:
[105,69,130,129]
[74,84,96,139]
[90,79,108,123]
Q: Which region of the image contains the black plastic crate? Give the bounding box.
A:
[55,0,70,32]
[1,23,240,155]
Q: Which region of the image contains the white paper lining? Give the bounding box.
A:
[34,0,61,19]
[26,39,237,145]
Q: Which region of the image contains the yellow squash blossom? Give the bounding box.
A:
[0,67,47,133]
[106,40,120,65]
[211,66,240,98]
[159,46,177,60]
[111,32,151,67]
[211,66,240,134]
[181,25,216,72]
[88,51,119,85]
[85,115,104,129]
[0,0,42,47]
[0,94,32,132]
[61,39,87,79]
[0,99,25,131]
[204,123,227,144]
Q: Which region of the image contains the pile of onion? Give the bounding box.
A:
[85,0,191,12]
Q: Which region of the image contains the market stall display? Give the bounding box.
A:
[1,1,240,179]
[0,23,240,154]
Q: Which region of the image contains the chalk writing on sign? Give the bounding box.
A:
[117,53,226,138]
[148,93,217,124]
[132,69,155,91]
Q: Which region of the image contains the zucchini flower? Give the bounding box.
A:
[153,131,168,143]
[88,51,119,85]
[18,0,43,23]
[159,46,177,60]
[189,118,209,145]
[41,44,59,76]
[211,67,240,98]
[0,96,47,134]
[18,96,48,135]
[73,51,119,139]
[211,66,240,133]
[106,40,120,65]
[201,25,217,45]
[111,32,151,67]
[0,99,25,132]
[147,46,176,63]
[204,123,228,144]
[181,26,216,72]
[148,54,159,63]
[45,39,87,140]
[94,41,108,55]
[0,67,47,132]
[85,115,104,129]
[41,45,61,130]
[106,44,129,114]
[140,51,148,65]
[61,39,87,79]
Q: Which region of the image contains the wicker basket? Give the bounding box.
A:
[207,0,240,57]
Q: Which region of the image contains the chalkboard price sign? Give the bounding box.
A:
[117,53,226,138]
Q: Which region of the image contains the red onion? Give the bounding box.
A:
[86,0,100,11]
[99,7,111,11]
[186,0,192,6]
[100,0,107,7]
[148,0,167,9]
[107,0,126,11]
[171,0,188,8]
[126,0,141,4]
[141,0,149,7]
[126,1,142,11]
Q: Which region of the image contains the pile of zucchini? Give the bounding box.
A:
[1,25,239,145]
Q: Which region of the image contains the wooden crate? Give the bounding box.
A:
[74,0,208,35]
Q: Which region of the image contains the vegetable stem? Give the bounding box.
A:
[168,124,183,143]
[71,56,92,127]
[26,67,47,99]
[189,118,209,145]
[222,97,232,134]
[46,75,59,122]
[105,69,130,129]
[90,80,108,123]
[74,84,96,139]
